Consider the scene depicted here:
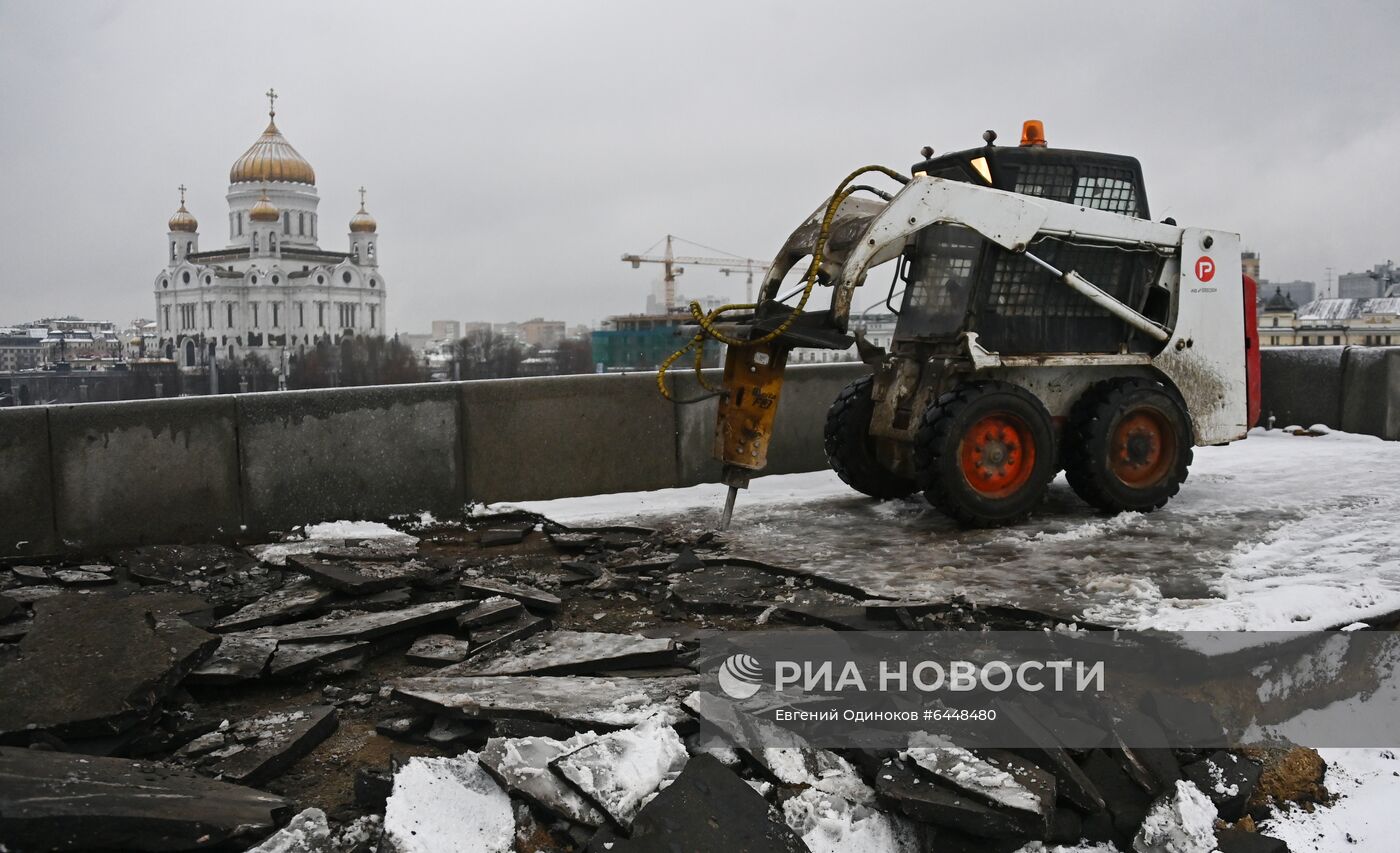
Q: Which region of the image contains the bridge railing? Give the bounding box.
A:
[0,363,868,557]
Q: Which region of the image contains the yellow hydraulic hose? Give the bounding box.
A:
[656,165,908,402]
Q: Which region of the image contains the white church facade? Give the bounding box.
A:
[155,90,387,370]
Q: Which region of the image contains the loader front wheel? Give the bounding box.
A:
[914,381,1057,527]
[1063,378,1193,513]
[824,375,916,499]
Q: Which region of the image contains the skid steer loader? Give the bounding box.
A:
[662,122,1262,527]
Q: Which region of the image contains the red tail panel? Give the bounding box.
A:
[1242,274,1261,429]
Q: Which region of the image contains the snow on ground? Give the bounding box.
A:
[508,429,1400,851]
[1262,748,1400,851]
[511,429,1400,631]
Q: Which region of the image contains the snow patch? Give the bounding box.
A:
[550,715,689,829]
[249,520,418,566]
[782,787,922,853]
[383,754,513,853]
[244,807,330,852]
[1132,779,1219,853]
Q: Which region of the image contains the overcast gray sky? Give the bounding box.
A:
[2,1,1397,333]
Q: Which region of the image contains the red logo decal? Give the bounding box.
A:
[1195,256,1216,282]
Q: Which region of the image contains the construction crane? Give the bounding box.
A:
[622,235,771,312]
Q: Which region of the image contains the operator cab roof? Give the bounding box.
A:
[911,131,1150,220]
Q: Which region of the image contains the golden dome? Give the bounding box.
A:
[168,185,197,232]
[168,203,198,232]
[349,187,377,232]
[249,189,280,222]
[229,115,316,186]
[349,207,377,232]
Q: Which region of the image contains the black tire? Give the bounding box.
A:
[823,375,916,499]
[1063,377,1193,513]
[913,381,1057,527]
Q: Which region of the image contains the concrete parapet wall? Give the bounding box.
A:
[237,384,465,536]
[1338,348,1400,440]
[45,397,243,551]
[1259,346,1400,439]
[461,373,680,504]
[1259,347,1346,430]
[0,408,57,558]
[2,351,1394,555]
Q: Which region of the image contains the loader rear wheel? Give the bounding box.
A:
[914,381,1056,527]
[1063,378,1193,513]
[824,375,916,499]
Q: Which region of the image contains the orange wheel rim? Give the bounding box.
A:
[1110,407,1176,487]
[958,414,1037,498]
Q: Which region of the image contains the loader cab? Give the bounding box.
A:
[896,135,1167,356]
[911,143,1150,220]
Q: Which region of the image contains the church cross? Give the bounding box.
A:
[178,184,187,205]
[266,88,278,118]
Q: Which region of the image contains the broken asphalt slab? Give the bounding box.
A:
[286,556,436,595]
[585,753,807,853]
[186,635,279,685]
[0,593,218,742]
[463,611,548,657]
[212,581,336,632]
[242,599,476,643]
[903,746,1055,835]
[549,716,688,830]
[875,756,1050,840]
[405,633,474,666]
[199,706,339,787]
[435,630,676,677]
[454,596,523,630]
[479,733,607,827]
[393,675,700,729]
[457,576,562,613]
[268,640,372,679]
[0,745,291,851]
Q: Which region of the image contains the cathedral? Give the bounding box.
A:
[154,90,387,370]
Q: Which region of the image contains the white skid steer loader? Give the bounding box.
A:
[661,121,1261,528]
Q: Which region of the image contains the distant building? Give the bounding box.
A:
[431,320,461,341]
[520,318,566,348]
[493,322,522,341]
[1337,262,1396,300]
[1262,295,1400,347]
[1292,297,1400,346]
[591,314,723,372]
[1241,250,1260,283]
[461,322,492,339]
[30,320,123,366]
[0,330,42,371]
[398,333,433,354]
[153,91,388,372]
[1260,280,1316,311]
[1258,288,1300,346]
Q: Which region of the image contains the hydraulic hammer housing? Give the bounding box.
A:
[714,339,790,490]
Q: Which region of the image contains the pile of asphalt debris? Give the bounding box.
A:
[0,512,1321,852]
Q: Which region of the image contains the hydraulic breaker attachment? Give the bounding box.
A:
[713,339,790,528]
